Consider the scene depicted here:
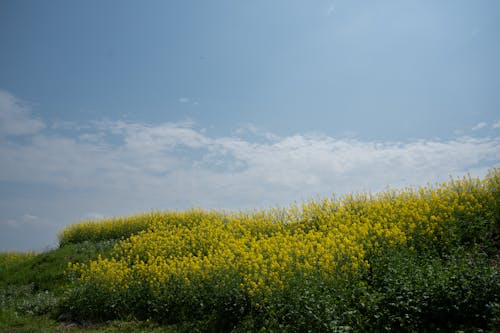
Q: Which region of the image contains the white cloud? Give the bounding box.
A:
[21,214,39,221]
[472,122,488,131]
[0,90,45,136]
[179,97,199,106]
[78,133,104,142]
[233,123,280,141]
[492,121,500,129]
[0,91,499,250]
[117,121,210,152]
[5,214,41,229]
[1,118,498,204]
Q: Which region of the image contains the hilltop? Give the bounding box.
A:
[1,169,499,332]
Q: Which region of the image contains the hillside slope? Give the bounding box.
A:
[1,169,499,332]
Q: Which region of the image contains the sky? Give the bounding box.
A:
[0,0,499,251]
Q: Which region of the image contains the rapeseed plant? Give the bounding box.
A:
[61,169,499,328]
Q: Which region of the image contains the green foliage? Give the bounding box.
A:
[251,273,365,332]
[0,240,116,293]
[0,241,120,332]
[238,248,500,332]
[61,265,250,332]
[0,307,176,333]
[0,284,58,316]
[365,247,500,332]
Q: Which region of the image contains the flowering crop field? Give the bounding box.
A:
[57,169,500,332]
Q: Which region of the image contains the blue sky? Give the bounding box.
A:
[1,0,499,251]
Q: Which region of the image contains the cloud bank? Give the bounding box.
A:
[0,90,44,136]
[1,90,499,250]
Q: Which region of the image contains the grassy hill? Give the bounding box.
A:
[1,169,499,332]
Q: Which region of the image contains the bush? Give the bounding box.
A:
[366,247,500,332]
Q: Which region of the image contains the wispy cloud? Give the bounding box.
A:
[0,90,45,136]
[472,122,488,131]
[6,214,41,228]
[1,91,499,250]
[492,121,500,129]
[178,97,199,106]
[233,123,279,141]
[1,117,498,201]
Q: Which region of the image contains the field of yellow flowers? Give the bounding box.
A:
[57,169,500,332]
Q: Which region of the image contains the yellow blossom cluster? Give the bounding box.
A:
[58,213,153,246]
[69,169,499,305]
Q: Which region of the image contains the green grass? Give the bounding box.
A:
[0,308,177,333]
[0,241,124,333]
[0,238,230,332]
[0,241,117,293]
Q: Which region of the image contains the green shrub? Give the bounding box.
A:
[366,247,500,332]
